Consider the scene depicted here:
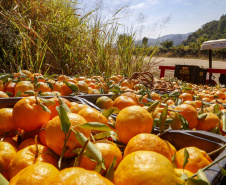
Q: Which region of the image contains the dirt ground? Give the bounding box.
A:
[149,57,226,84]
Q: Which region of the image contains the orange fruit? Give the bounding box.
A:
[57,75,68,82]
[9,162,59,185]
[60,81,76,96]
[21,70,32,77]
[0,108,17,136]
[204,94,214,100]
[179,93,193,102]
[121,80,133,89]
[123,133,172,161]
[196,112,220,131]
[195,100,202,108]
[174,104,198,129]
[113,96,137,110]
[36,82,51,93]
[78,107,108,126]
[166,99,175,105]
[8,144,58,179]
[14,81,34,97]
[0,80,4,91]
[4,82,16,97]
[18,138,41,150]
[48,97,72,119]
[45,113,91,158]
[96,96,114,109]
[0,91,9,98]
[176,147,212,173]
[88,88,100,94]
[44,167,114,185]
[77,81,89,93]
[80,140,122,171]
[29,73,45,82]
[52,81,62,92]
[183,100,197,109]
[13,97,51,132]
[70,103,89,114]
[39,124,47,146]
[0,142,18,180]
[0,136,18,148]
[150,92,161,101]
[214,91,226,100]
[115,105,153,144]
[114,151,183,185]
[202,97,211,102]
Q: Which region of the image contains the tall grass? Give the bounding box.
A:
[0,0,156,77]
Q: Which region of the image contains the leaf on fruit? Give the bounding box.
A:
[102,107,120,119]
[73,131,106,170]
[93,131,115,140]
[159,105,168,132]
[179,114,189,130]
[79,122,112,131]
[105,156,117,181]
[15,90,22,97]
[40,102,51,113]
[197,169,210,184]
[63,81,78,93]
[56,105,71,134]
[46,82,54,90]
[147,100,159,112]
[198,113,207,120]
[23,91,35,95]
[183,148,189,170]
[0,173,9,185]
[56,94,71,113]
[40,98,56,106]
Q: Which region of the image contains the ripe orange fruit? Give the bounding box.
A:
[70,103,89,114]
[195,100,202,108]
[39,123,47,146]
[174,104,198,129]
[14,81,34,96]
[123,133,172,161]
[29,73,45,82]
[60,81,77,96]
[114,151,183,185]
[96,96,114,109]
[0,142,18,180]
[150,92,161,101]
[0,80,4,91]
[4,82,16,97]
[179,93,193,102]
[36,82,51,93]
[176,147,212,173]
[196,112,220,131]
[214,91,226,100]
[80,140,122,171]
[48,97,72,119]
[0,91,9,98]
[78,107,108,126]
[44,167,114,185]
[115,106,153,144]
[113,96,137,110]
[202,97,211,102]
[9,162,59,185]
[183,101,197,109]
[57,75,68,82]
[18,138,41,150]
[121,80,133,89]
[8,144,58,179]
[76,81,89,93]
[0,108,17,136]
[45,113,91,158]
[0,136,18,148]
[13,97,51,132]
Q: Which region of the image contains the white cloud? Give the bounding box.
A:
[129,2,145,10]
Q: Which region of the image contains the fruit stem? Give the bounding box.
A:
[73,139,89,167]
[208,144,226,156]
[35,135,39,158]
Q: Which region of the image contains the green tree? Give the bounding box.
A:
[160,40,174,49]
[142,37,148,46]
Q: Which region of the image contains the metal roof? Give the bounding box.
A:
[201,39,226,50]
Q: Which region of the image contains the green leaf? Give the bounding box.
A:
[222,114,226,132]
[34,75,38,87]
[46,82,54,90]
[40,102,51,113]
[179,114,190,130]
[213,104,220,114]
[23,91,35,95]
[159,105,168,132]
[5,92,13,96]
[198,113,207,120]
[56,105,71,134]
[102,107,120,119]
[56,94,71,113]
[73,139,89,167]
[147,100,159,112]
[197,169,210,184]
[0,173,9,185]
[73,131,106,170]
[15,90,22,97]
[218,165,226,176]
[63,81,78,93]
[171,152,177,168]
[105,156,117,181]
[180,173,189,181]
[0,74,11,81]
[93,131,112,140]
[187,178,209,185]
[40,98,56,106]
[110,91,119,101]
[79,122,112,131]
[183,148,189,170]
[169,91,180,98]
[36,83,41,90]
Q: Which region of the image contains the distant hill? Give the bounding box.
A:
[183,14,226,46]
[136,33,193,46]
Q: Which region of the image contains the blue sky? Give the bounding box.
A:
[77,0,226,39]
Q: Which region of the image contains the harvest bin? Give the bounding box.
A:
[0,97,226,184]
